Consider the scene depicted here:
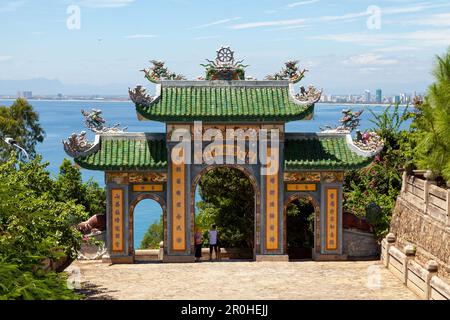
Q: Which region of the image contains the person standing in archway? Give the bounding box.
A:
[194,228,203,262]
[208,224,219,261]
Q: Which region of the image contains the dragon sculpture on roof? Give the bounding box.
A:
[62,131,93,158]
[320,109,384,152]
[128,85,154,106]
[81,109,127,133]
[266,60,308,84]
[141,60,185,83]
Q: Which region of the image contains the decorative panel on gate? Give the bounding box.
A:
[325,188,338,251]
[111,189,124,252]
[265,148,279,251]
[171,148,186,251]
[132,184,164,192]
[286,183,317,192]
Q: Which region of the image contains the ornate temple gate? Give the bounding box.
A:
[65,47,379,264]
[99,131,350,263]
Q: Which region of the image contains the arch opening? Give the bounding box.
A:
[284,194,320,261]
[191,165,259,261]
[129,194,166,260]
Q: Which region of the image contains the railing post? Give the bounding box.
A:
[404,244,416,285]
[425,260,438,300]
[446,189,450,227]
[423,180,430,214]
[401,171,407,194]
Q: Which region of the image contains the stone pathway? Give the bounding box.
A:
[66,260,419,300]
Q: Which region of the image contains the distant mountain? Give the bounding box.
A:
[0,78,136,96]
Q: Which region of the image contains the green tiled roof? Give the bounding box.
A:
[74,136,167,171]
[284,136,372,170]
[135,81,315,123]
[73,134,373,171]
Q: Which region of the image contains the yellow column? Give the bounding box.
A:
[171,148,186,251]
[111,189,124,252]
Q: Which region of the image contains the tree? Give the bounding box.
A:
[196,168,255,248]
[286,199,314,249]
[413,49,450,183]
[140,216,163,249]
[343,104,412,239]
[0,98,45,162]
[56,159,106,216]
[0,155,88,299]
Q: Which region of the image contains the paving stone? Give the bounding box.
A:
[66,260,419,300]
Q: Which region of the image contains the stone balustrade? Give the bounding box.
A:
[401,172,450,225]
[382,173,450,300]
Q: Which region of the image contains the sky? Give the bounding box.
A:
[1,0,450,95]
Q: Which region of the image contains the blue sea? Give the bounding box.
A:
[0,99,410,246]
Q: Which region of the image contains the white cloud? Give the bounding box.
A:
[190,17,242,29]
[194,35,222,40]
[319,11,367,22]
[309,29,450,47]
[125,34,157,39]
[230,18,307,30]
[383,2,450,14]
[0,56,13,62]
[78,0,134,8]
[343,53,398,66]
[279,24,311,30]
[374,46,420,53]
[286,0,319,8]
[0,1,25,13]
[317,2,450,23]
[393,13,450,27]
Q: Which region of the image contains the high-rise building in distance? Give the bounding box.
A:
[17,91,33,99]
[365,90,371,103]
[376,89,382,104]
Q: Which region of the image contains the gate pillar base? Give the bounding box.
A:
[103,255,134,264]
[163,255,196,263]
[256,254,289,262]
[312,253,348,261]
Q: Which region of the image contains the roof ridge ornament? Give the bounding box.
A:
[129,85,154,106]
[141,60,185,83]
[295,85,322,104]
[200,46,248,80]
[266,60,308,84]
[320,109,384,154]
[62,131,94,158]
[320,109,364,134]
[81,109,127,133]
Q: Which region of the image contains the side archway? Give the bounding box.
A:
[128,193,167,255]
[283,193,321,257]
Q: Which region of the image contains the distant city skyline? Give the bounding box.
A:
[1,0,450,95]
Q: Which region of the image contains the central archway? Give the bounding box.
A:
[190,165,260,260]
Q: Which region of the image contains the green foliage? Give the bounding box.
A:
[56,159,106,216]
[0,99,105,299]
[0,98,45,162]
[413,49,450,181]
[140,216,163,249]
[0,156,88,268]
[0,155,105,299]
[344,104,413,240]
[0,260,80,300]
[196,168,254,248]
[286,199,314,249]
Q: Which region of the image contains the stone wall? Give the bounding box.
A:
[343,229,379,258]
[381,172,450,300]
